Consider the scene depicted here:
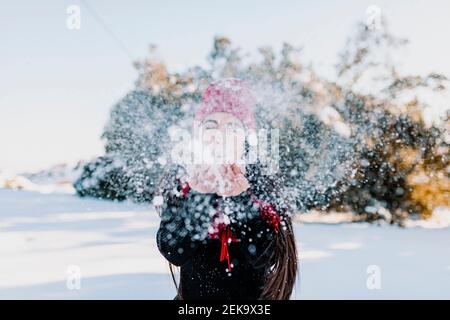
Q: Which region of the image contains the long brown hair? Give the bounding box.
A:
[260,216,297,299]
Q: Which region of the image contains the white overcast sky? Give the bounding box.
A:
[1,0,449,172]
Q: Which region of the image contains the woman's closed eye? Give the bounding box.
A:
[203,120,219,129]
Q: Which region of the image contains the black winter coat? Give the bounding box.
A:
[157,180,277,300]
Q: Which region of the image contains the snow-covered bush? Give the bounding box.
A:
[75,90,186,202]
[74,21,449,223]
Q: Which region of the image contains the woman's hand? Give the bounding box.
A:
[187,165,219,194]
[187,164,250,196]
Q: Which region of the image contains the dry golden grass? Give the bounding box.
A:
[408,169,450,218]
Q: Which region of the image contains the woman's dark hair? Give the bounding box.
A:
[261,217,297,299]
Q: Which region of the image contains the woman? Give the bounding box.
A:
[157,79,297,300]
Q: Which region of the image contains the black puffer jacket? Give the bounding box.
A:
[156,174,278,300]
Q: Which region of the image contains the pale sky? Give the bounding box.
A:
[0,0,449,172]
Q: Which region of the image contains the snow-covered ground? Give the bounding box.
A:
[1,188,449,299]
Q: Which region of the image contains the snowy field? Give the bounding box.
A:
[0,188,449,299]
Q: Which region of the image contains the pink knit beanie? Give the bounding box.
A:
[195,78,256,130]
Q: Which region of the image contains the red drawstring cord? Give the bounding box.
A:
[218,225,237,270]
[209,206,237,271]
[248,192,281,233]
[180,181,190,199]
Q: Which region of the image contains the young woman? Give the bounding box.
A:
[157,79,297,300]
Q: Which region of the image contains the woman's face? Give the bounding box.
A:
[196,112,246,165]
